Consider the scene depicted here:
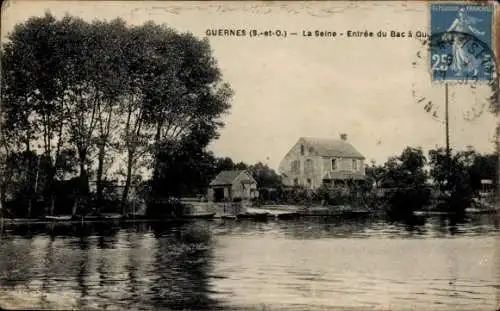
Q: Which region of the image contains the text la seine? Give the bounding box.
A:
[302,30,427,38]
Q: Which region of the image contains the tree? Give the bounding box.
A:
[365,160,386,188]
[468,153,497,194]
[2,13,233,218]
[247,162,282,189]
[428,147,450,190]
[429,147,496,214]
[381,147,430,218]
[2,12,74,215]
[0,151,38,217]
[140,27,233,200]
[214,157,236,172]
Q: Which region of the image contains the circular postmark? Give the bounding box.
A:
[427,31,495,83]
[411,31,498,122]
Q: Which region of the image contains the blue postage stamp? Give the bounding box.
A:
[430,3,493,81]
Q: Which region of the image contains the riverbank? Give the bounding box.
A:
[2,200,496,226]
[0,204,367,225]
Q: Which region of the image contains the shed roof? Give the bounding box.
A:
[300,137,365,159]
[210,170,254,186]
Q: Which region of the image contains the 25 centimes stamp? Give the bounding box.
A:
[411,2,498,123]
[430,3,494,82]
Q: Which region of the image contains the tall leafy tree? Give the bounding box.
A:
[138,26,232,199]
[247,162,282,189]
[2,13,233,217]
[429,147,496,214]
[381,147,430,218]
[364,160,386,188]
[86,19,130,209]
[2,12,71,214]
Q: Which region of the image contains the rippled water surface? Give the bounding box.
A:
[0,215,499,310]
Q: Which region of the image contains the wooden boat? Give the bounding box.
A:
[341,208,371,217]
[101,213,123,220]
[4,218,44,224]
[276,212,300,220]
[412,210,450,216]
[220,215,237,220]
[237,212,270,221]
[45,215,73,221]
[466,207,497,214]
[182,212,216,219]
[413,210,426,216]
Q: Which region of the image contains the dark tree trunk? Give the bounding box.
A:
[121,153,134,215]
[95,142,106,213]
[152,120,164,198]
[152,121,162,182]
[75,151,89,216]
[47,167,56,216]
[25,148,34,218]
[0,178,6,207]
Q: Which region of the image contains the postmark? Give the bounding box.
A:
[429,3,494,81]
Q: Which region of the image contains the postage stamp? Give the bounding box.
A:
[430,3,494,81]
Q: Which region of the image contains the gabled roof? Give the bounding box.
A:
[210,170,254,186]
[300,137,365,159]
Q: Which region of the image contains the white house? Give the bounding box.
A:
[278,135,366,189]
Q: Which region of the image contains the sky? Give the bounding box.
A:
[2,1,498,171]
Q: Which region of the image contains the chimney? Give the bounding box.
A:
[340,133,347,141]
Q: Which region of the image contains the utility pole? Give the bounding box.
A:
[445,83,450,160]
[444,83,451,195]
[497,77,500,212]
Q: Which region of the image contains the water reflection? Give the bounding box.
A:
[0,215,498,310]
[0,221,221,310]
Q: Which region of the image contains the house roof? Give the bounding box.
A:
[300,137,365,159]
[210,170,253,186]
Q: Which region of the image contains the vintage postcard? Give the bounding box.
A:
[0,1,499,310]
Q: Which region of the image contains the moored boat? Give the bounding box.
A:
[45,215,73,221]
[101,213,123,220]
[182,212,216,219]
[237,212,270,221]
[275,212,299,220]
[4,218,45,224]
[219,215,237,220]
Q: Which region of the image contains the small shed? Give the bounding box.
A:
[208,170,258,202]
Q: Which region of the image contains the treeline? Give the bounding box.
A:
[365,146,497,218]
[0,12,232,217]
[274,146,496,219]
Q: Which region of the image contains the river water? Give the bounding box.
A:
[0,215,499,311]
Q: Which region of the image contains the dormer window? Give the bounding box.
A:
[300,144,304,155]
[331,158,337,170]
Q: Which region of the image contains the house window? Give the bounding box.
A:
[306,178,312,185]
[300,144,304,155]
[291,160,300,174]
[331,158,337,170]
[352,159,358,170]
[304,159,313,174]
[293,178,299,186]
